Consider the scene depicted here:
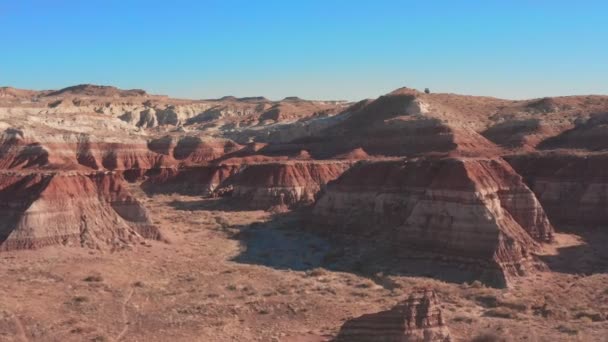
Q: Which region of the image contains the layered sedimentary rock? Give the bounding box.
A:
[221,161,352,209]
[263,89,501,159]
[313,157,554,286]
[506,152,608,230]
[142,164,242,195]
[538,113,608,151]
[336,289,451,342]
[172,136,242,163]
[0,128,171,174]
[0,128,50,169]
[481,119,570,150]
[0,84,349,136]
[3,82,608,269]
[0,172,160,251]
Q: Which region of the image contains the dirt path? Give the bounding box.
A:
[114,289,135,342]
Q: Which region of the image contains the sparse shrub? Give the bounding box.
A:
[355,279,375,289]
[83,275,103,282]
[277,286,293,295]
[532,303,569,320]
[424,88,431,94]
[70,327,85,334]
[575,310,605,322]
[72,296,89,303]
[557,324,579,335]
[469,280,484,289]
[475,295,528,313]
[214,216,231,230]
[306,268,327,277]
[452,315,475,324]
[475,295,498,308]
[470,332,508,342]
[242,285,257,296]
[484,307,519,319]
[498,299,528,312]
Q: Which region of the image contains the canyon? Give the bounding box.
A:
[1,84,608,341]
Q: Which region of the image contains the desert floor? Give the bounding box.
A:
[1,189,607,341]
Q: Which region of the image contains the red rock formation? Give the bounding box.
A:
[266,92,500,159]
[481,119,570,150]
[0,129,173,175]
[336,289,451,342]
[143,164,241,195]
[538,113,608,151]
[220,161,352,209]
[173,136,242,163]
[506,152,608,230]
[0,171,161,251]
[4,84,607,266]
[0,129,50,169]
[313,157,554,286]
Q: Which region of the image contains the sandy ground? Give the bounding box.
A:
[1,190,607,341]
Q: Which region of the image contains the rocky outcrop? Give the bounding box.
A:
[313,157,554,286]
[336,289,451,342]
[45,84,148,98]
[0,84,349,135]
[481,119,570,150]
[221,161,352,209]
[0,128,172,174]
[266,91,501,159]
[172,136,241,163]
[142,164,242,195]
[506,152,608,230]
[538,113,608,151]
[0,172,161,251]
[0,129,49,169]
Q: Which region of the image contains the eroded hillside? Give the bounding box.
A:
[1,85,608,341]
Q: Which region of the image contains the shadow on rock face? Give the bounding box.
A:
[228,211,510,288]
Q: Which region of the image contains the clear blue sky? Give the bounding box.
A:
[1,1,607,100]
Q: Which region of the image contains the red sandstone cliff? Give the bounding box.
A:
[0,172,161,251]
[143,164,242,195]
[216,161,353,209]
[257,90,502,160]
[312,157,554,286]
[506,152,608,230]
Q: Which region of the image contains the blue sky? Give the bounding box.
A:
[1,1,607,100]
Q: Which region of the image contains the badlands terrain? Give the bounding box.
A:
[1,84,608,341]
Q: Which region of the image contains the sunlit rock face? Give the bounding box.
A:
[223,161,353,209]
[335,289,452,342]
[313,157,554,287]
[0,172,161,251]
